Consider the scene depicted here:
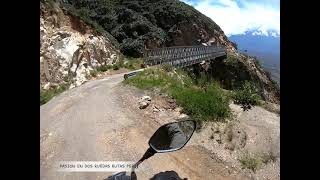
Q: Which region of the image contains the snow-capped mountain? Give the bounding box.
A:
[229,30,280,84]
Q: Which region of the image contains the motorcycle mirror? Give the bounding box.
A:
[148,120,196,153]
[131,120,196,175]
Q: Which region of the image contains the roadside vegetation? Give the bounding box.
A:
[239,151,277,173]
[124,65,231,122]
[124,63,266,121]
[233,81,261,110]
[122,57,144,70]
[89,57,143,77]
[239,153,262,173]
[40,84,69,105]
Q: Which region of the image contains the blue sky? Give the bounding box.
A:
[181,0,280,37]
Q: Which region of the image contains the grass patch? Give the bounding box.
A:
[124,68,175,90]
[96,64,113,72]
[233,81,261,110]
[122,57,144,70]
[40,84,69,105]
[124,68,231,122]
[170,84,230,121]
[95,57,143,73]
[225,54,240,67]
[95,61,126,72]
[239,153,262,173]
[90,70,98,77]
[113,64,120,70]
[239,151,277,172]
[161,63,174,72]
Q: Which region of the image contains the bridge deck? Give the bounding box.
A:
[143,45,227,68]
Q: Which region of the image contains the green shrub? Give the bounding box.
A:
[170,85,230,122]
[113,64,120,70]
[233,81,261,110]
[123,57,143,70]
[225,54,240,67]
[195,73,209,91]
[124,68,174,90]
[90,70,98,77]
[239,151,277,172]
[62,2,120,48]
[239,153,262,173]
[120,38,145,57]
[161,63,174,72]
[96,65,112,72]
[40,84,69,105]
[124,68,231,122]
[96,63,124,72]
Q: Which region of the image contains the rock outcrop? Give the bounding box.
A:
[40,1,122,89]
[207,53,280,103]
[188,51,280,103]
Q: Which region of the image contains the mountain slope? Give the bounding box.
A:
[44,0,279,103]
[64,0,237,57]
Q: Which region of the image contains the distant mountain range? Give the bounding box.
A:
[229,30,280,84]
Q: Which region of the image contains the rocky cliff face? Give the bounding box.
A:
[40,1,122,90]
[206,53,280,103]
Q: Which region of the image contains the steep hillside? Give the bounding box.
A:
[63,0,237,57]
[40,0,122,90]
[207,54,280,103]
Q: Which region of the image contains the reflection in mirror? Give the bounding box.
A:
[149,120,196,152]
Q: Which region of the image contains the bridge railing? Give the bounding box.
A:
[143,45,227,68]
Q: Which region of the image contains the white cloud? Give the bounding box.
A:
[181,0,280,37]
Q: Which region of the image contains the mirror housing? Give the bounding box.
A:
[132,120,196,172]
[148,120,196,153]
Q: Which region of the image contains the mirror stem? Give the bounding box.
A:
[140,147,156,161]
[132,147,156,170]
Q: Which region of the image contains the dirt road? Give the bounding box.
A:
[40,72,249,180]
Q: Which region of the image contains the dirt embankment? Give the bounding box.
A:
[122,85,280,180]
